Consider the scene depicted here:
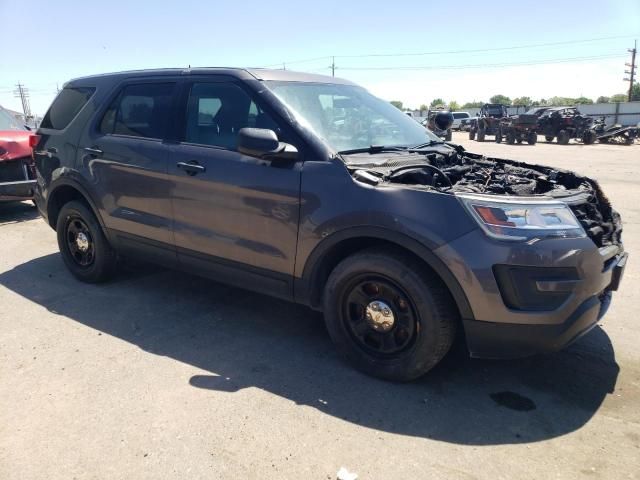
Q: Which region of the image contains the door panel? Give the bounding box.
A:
[81,81,177,248]
[86,136,173,244]
[169,144,301,277]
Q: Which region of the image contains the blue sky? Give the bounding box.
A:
[1,0,639,115]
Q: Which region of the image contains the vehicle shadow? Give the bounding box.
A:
[0,253,619,446]
[0,201,39,225]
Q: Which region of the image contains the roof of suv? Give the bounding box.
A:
[66,67,356,87]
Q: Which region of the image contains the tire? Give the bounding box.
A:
[445,129,452,142]
[545,135,555,143]
[495,129,502,143]
[582,130,596,145]
[469,129,476,140]
[477,128,486,142]
[558,130,570,145]
[527,131,537,145]
[506,130,516,144]
[323,248,457,382]
[56,200,117,283]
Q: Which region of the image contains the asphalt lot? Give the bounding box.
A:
[1,131,639,479]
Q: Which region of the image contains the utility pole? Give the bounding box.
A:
[13,83,32,122]
[331,56,335,77]
[624,40,637,102]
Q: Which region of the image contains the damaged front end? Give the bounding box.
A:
[0,131,37,202]
[347,145,622,248]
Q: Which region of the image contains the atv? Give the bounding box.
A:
[537,107,597,145]
[469,104,508,142]
[496,112,538,145]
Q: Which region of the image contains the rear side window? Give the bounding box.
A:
[99,83,175,139]
[40,87,95,130]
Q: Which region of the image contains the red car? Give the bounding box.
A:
[0,106,37,202]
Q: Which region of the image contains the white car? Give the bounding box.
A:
[451,111,471,130]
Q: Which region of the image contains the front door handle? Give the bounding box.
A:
[177,161,206,176]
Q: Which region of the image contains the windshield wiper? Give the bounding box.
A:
[408,140,444,150]
[338,145,409,155]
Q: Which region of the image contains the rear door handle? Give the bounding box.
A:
[177,161,206,176]
[84,147,103,155]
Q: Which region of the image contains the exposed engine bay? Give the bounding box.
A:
[344,144,622,247]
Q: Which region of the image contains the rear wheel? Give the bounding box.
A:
[527,131,537,145]
[506,130,516,144]
[495,128,502,143]
[469,129,476,140]
[323,249,457,382]
[582,130,596,145]
[56,200,117,283]
[558,130,570,145]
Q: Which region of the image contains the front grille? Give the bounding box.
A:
[569,192,622,247]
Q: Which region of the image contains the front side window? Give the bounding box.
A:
[265,81,439,152]
[41,87,95,130]
[184,82,279,149]
[99,83,175,139]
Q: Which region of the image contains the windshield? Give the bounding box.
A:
[0,107,25,131]
[265,81,440,152]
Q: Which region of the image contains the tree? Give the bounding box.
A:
[574,97,594,105]
[430,98,445,108]
[448,100,461,111]
[632,83,640,102]
[610,94,627,103]
[489,94,511,105]
[462,101,483,109]
[548,96,574,106]
[390,100,403,110]
[418,104,428,112]
[512,96,532,106]
[596,96,610,103]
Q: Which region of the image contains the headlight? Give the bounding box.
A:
[457,194,586,241]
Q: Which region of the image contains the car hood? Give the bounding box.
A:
[0,130,31,162]
[342,144,622,248]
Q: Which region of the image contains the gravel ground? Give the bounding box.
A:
[1,132,639,479]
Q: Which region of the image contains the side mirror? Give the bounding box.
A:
[237,128,297,161]
[433,111,454,131]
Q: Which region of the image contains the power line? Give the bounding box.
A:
[333,53,627,71]
[261,33,639,68]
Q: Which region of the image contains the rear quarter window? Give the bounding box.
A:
[40,87,95,130]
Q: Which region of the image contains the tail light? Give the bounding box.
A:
[29,134,40,161]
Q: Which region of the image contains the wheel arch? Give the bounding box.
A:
[46,179,105,232]
[296,227,474,320]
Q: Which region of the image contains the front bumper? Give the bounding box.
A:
[434,229,627,358]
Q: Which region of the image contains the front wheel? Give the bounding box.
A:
[323,249,457,382]
[445,129,452,141]
[469,129,476,140]
[558,130,570,145]
[56,200,117,283]
[582,130,596,145]
[477,128,486,142]
[527,131,537,145]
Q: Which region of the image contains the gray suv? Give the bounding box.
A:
[33,68,627,381]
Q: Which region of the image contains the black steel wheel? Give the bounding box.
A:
[323,248,457,382]
[56,200,117,283]
[341,275,418,357]
[65,216,95,267]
